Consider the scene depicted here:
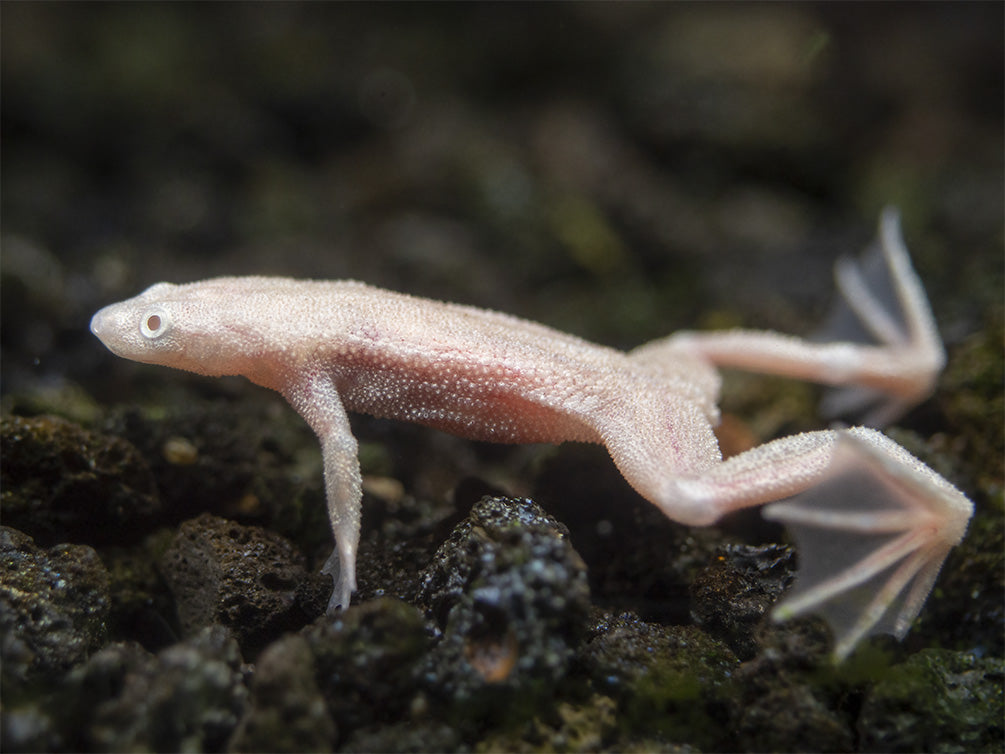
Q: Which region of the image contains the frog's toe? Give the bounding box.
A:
[321,547,356,613]
[817,207,944,427]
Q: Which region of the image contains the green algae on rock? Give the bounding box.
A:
[857,649,1004,752]
[578,611,738,750]
[1,414,160,546]
[302,597,431,740]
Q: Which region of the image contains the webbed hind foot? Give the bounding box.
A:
[764,429,971,661]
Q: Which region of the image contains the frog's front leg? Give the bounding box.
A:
[282,370,362,613]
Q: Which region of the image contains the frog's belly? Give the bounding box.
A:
[335,360,601,444]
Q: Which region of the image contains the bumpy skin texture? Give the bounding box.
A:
[90,209,972,661]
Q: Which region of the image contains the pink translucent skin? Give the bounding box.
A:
[91,209,972,661]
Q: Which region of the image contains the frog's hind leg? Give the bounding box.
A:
[653,208,944,427]
[602,411,971,660]
[815,207,945,424]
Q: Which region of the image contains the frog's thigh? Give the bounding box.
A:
[599,394,720,511]
[600,395,843,527]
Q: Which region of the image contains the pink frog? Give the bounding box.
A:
[90,208,972,661]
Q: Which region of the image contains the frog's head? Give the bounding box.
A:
[90,279,269,379]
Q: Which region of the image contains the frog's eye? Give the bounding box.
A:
[140,307,172,339]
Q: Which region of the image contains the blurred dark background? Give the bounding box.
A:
[2,10,1003,743]
[2,2,1001,404]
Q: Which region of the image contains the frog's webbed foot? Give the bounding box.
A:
[816,207,945,426]
[763,429,971,661]
[646,208,944,428]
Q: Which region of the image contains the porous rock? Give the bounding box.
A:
[159,513,317,657]
[1,414,159,546]
[417,496,591,720]
[0,526,110,689]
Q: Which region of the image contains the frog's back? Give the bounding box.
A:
[156,276,721,441]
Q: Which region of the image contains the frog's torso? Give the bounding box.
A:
[93,277,722,447]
